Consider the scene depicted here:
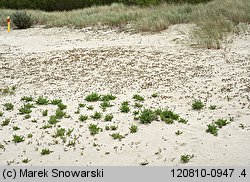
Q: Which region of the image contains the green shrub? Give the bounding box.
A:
[139,109,156,124]
[12,11,33,29]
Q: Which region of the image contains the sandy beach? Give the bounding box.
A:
[0,24,249,166]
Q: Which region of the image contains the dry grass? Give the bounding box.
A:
[1,0,249,48]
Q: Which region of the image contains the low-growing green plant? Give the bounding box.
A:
[87,105,94,110]
[88,124,102,136]
[134,103,143,108]
[27,133,33,138]
[50,99,62,105]
[178,118,188,124]
[21,96,33,102]
[133,111,140,116]
[48,115,60,125]
[31,119,37,123]
[100,94,116,101]
[41,148,53,155]
[12,126,20,131]
[53,128,65,138]
[133,94,144,101]
[42,109,48,116]
[104,114,113,122]
[22,158,31,163]
[3,103,14,110]
[85,92,100,102]
[110,125,118,131]
[206,124,218,136]
[120,101,130,113]
[12,11,33,29]
[129,124,138,133]
[158,109,179,124]
[192,100,205,110]
[19,103,34,114]
[0,86,16,95]
[24,114,31,119]
[180,154,194,163]
[0,111,3,117]
[66,128,74,137]
[12,134,25,143]
[139,109,156,124]
[110,133,124,141]
[105,125,110,130]
[41,124,52,129]
[78,103,86,108]
[36,96,49,105]
[1,118,11,126]
[79,114,88,122]
[100,101,112,110]
[91,112,102,119]
[55,108,66,119]
[57,103,67,110]
[175,130,183,135]
[214,118,230,128]
[151,93,158,98]
[209,105,217,110]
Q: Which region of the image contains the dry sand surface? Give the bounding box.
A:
[0,25,249,166]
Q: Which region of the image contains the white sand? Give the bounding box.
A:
[0,25,249,166]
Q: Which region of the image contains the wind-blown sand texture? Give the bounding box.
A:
[0,25,249,165]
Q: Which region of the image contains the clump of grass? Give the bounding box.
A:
[27,133,33,138]
[0,111,3,117]
[105,125,110,130]
[192,100,205,110]
[42,109,48,116]
[41,148,53,155]
[110,125,118,131]
[133,94,144,102]
[104,114,113,122]
[129,124,138,133]
[151,93,158,98]
[12,134,25,143]
[19,103,34,114]
[36,96,49,105]
[0,86,16,95]
[139,108,156,124]
[91,112,102,119]
[214,118,230,128]
[57,102,67,110]
[12,126,20,131]
[120,101,130,113]
[22,158,31,163]
[3,103,14,110]
[55,108,66,119]
[79,114,88,122]
[53,128,65,138]
[66,128,74,137]
[88,124,102,136]
[178,118,188,124]
[175,130,183,135]
[21,96,33,102]
[41,124,52,129]
[100,94,116,101]
[50,99,62,105]
[134,103,143,108]
[110,133,124,141]
[1,118,11,126]
[24,114,31,119]
[209,105,217,110]
[206,124,219,136]
[31,119,37,123]
[87,105,94,110]
[85,92,100,102]
[100,101,112,111]
[48,115,60,125]
[157,109,179,124]
[78,103,86,108]
[181,154,194,163]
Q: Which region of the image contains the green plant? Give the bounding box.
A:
[91,112,102,119]
[41,148,53,155]
[41,124,52,129]
[19,103,34,114]
[79,114,88,122]
[1,118,11,126]
[134,103,143,108]
[22,158,30,163]
[120,101,130,113]
[192,100,205,110]
[209,105,217,110]
[12,134,25,143]
[0,86,16,95]
[21,96,33,102]
[214,118,230,128]
[12,11,33,29]
[178,118,188,124]
[151,93,158,98]
[180,154,194,163]
[57,103,67,110]
[31,119,37,123]
[66,128,74,136]
[85,92,100,102]
[100,101,112,110]
[133,94,144,101]
[27,133,33,138]
[104,114,113,122]
[48,115,60,125]
[36,96,49,105]
[0,111,3,117]
[74,108,80,114]
[78,103,86,108]
[133,111,140,116]
[175,130,183,135]
[24,114,31,119]
[88,124,102,136]
[110,125,118,131]
[12,126,20,130]
[110,133,124,141]
[100,94,116,101]
[50,99,62,105]
[55,108,66,119]
[42,109,48,116]
[129,124,138,133]
[158,109,179,124]
[105,125,110,130]
[206,124,218,136]
[3,103,14,110]
[87,105,94,110]
[139,109,156,124]
[53,128,65,138]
